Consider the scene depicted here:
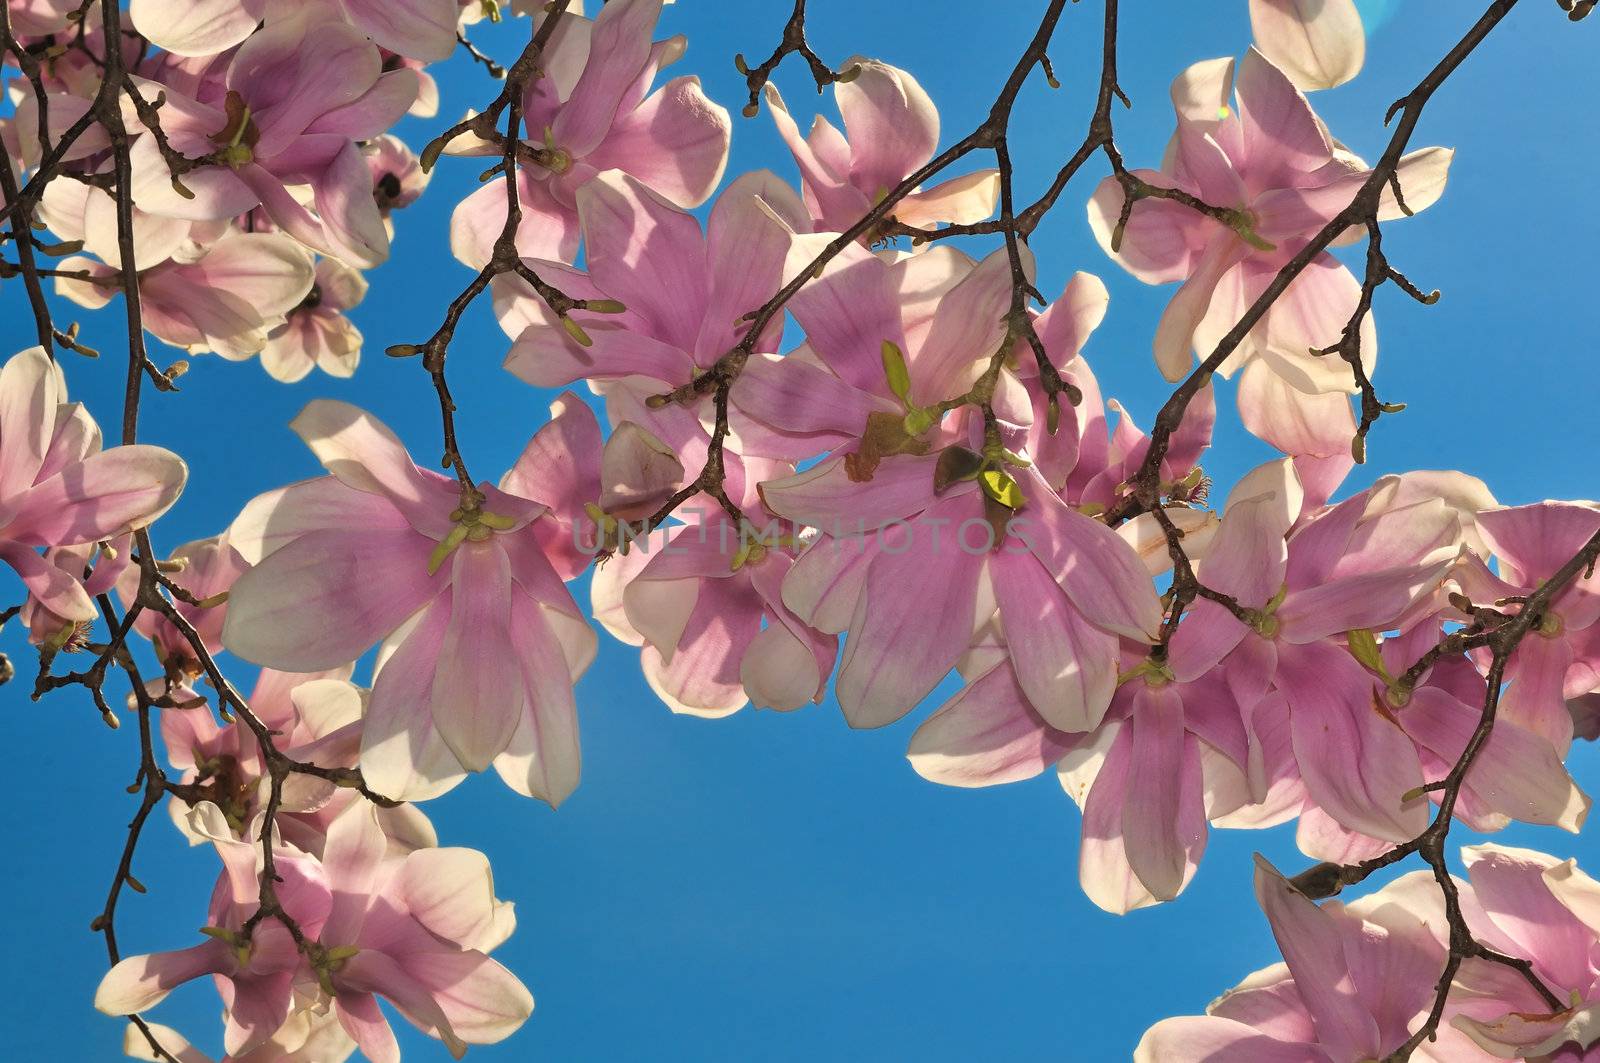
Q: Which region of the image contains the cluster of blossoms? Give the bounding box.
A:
[3,0,1597,1060]
[10,0,450,381]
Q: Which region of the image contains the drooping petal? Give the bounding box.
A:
[907,663,1076,787]
[834,58,940,200]
[835,497,985,728]
[1024,482,1163,642]
[362,602,469,801]
[492,595,584,806]
[1253,857,1382,1060]
[431,545,523,773]
[1121,683,1207,903]
[991,548,1118,733]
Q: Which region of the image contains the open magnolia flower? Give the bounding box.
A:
[127,8,419,268]
[221,400,597,805]
[1088,48,1451,400]
[448,0,730,266]
[764,56,1000,237]
[0,348,187,635]
[1139,847,1600,1061]
[96,800,529,1060]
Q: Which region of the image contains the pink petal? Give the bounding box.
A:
[1154,238,1247,382]
[399,948,534,1045]
[1249,0,1365,92]
[835,59,939,199]
[836,496,985,728]
[222,528,441,672]
[0,346,61,500]
[129,0,262,56]
[397,847,501,949]
[759,453,942,533]
[895,169,1001,229]
[1076,722,1161,914]
[1235,47,1335,179]
[991,548,1118,732]
[1253,856,1381,1059]
[1276,641,1428,842]
[780,534,872,634]
[1134,1015,1313,1062]
[492,595,584,805]
[5,445,187,547]
[228,476,410,566]
[344,0,458,62]
[1463,844,1595,993]
[577,170,709,352]
[696,172,797,360]
[1477,502,1600,590]
[311,139,392,269]
[1086,169,1211,285]
[1499,635,1578,752]
[362,601,469,801]
[783,240,908,395]
[552,0,662,157]
[288,400,459,539]
[1121,683,1207,902]
[588,75,731,209]
[334,993,401,1063]
[94,941,231,1015]
[907,663,1076,787]
[1400,687,1588,831]
[911,246,1018,405]
[0,541,96,622]
[1023,482,1163,642]
[431,545,523,772]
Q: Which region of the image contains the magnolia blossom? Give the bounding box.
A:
[258,257,368,383]
[764,427,1163,735]
[1249,0,1365,91]
[130,0,460,62]
[18,537,130,649]
[94,804,333,1054]
[596,509,838,716]
[58,231,316,362]
[0,348,187,630]
[498,168,804,466]
[115,533,245,669]
[1088,49,1452,401]
[1140,847,1600,1061]
[221,400,596,804]
[128,9,419,267]
[1457,501,1600,751]
[764,57,999,236]
[160,667,436,855]
[366,134,431,222]
[1167,464,1467,844]
[1448,844,1600,1057]
[449,0,730,265]
[1136,857,1494,1061]
[38,179,319,363]
[96,800,530,1060]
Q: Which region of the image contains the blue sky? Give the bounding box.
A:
[2,1,1597,1060]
